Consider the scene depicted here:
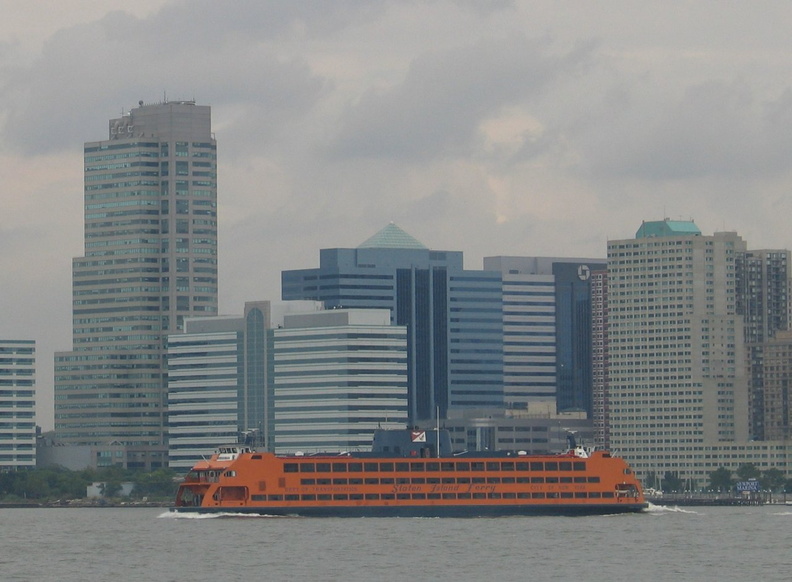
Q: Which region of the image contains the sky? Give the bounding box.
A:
[4,1,792,430]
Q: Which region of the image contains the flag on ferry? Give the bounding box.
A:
[410,431,427,443]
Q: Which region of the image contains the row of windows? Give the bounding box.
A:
[299,475,601,485]
[282,460,588,473]
[252,491,616,502]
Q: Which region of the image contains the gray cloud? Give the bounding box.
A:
[330,36,596,161]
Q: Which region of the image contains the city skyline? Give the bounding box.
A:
[6,3,792,430]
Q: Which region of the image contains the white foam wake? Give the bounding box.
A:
[644,501,699,514]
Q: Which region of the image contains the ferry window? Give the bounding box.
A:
[317,479,331,485]
[487,477,501,484]
[426,462,440,471]
[517,492,531,499]
[381,493,395,500]
[395,462,409,472]
[471,462,485,471]
[624,468,632,474]
[332,463,347,473]
[397,477,410,484]
[487,493,501,499]
[531,477,545,484]
[364,478,379,485]
[300,463,315,473]
[379,462,394,472]
[560,492,574,499]
[472,477,486,484]
[456,462,470,471]
[284,463,298,473]
[546,492,559,499]
[589,492,602,498]
[364,462,378,472]
[472,493,487,499]
[442,493,456,500]
[350,494,363,500]
[559,462,572,471]
[258,481,266,491]
[333,494,348,501]
[441,462,455,471]
[316,463,331,472]
[252,455,262,460]
[587,476,601,483]
[502,477,515,484]
[318,494,331,501]
[457,492,471,499]
[532,492,546,499]
[412,493,426,500]
[545,462,558,471]
[410,463,425,472]
[285,494,299,501]
[300,479,316,486]
[301,494,316,501]
[530,462,543,471]
[333,478,348,485]
[574,492,587,499]
[268,495,283,501]
[251,494,266,501]
[365,493,379,500]
[546,476,559,483]
[503,492,516,499]
[516,462,529,471]
[348,463,363,472]
[442,477,455,484]
[457,477,470,484]
[516,477,530,483]
[411,478,426,484]
[428,493,442,500]
[380,478,394,485]
[349,478,363,485]
[602,492,615,498]
[486,462,500,471]
[427,477,440,484]
[560,477,573,483]
[573,462,586,471]
[573,477,587,483]
[397,493,411,500]
[501,462,515,471]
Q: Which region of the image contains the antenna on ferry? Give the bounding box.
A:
[436,406,440,458]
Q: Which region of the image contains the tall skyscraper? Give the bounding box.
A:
[54,101,218,469]
[482,256,605,416]
[607,220,750,479]
[282,223,503,423]
[0,340,36,469]
[735,249,792,439]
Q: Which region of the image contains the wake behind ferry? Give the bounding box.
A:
[172,429,646,517]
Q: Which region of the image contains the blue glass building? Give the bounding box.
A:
[282,224,503,422]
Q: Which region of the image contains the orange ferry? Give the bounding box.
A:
[172,429,646,517]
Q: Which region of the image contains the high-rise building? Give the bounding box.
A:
[760,329,792,441]
[0,340,36,469]
[272,309,408,452]
[735,249,792,439]
[482,256,605,416]
[282,223,503,423]
[607,220,751,480]
[54,101,218,469]
[590,269,609,447]
[167,302,271,472]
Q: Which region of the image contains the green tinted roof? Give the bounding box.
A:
[358,222,428,249]
[635,219,701,238]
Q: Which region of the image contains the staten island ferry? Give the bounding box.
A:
[172,429,646,517]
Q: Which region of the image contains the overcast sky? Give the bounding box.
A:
[4,1,792,430]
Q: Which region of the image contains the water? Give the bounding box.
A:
[1,504,791,581]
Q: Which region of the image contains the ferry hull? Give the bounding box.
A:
[171,502,647,518]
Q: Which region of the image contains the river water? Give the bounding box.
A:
[1,504,790,581]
